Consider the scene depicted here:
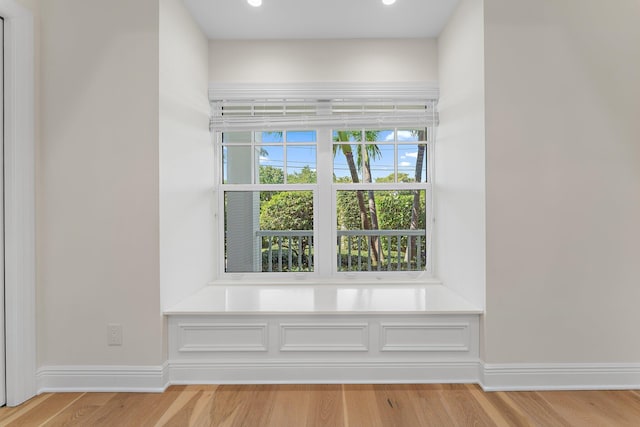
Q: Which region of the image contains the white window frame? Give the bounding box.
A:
[210,83,438,284]
[2,0,37,405]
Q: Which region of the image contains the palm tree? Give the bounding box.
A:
[405,129,426,264]
[333,141,370,227]
[362,132,383,262]
[333,131,381,264]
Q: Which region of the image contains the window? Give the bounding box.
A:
[213,95,436,280]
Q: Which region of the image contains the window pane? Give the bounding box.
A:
[287,146,317,183]
[333,130,362,142]
[397,144,427,182]
[222,131,252,144]
[256,131,284,143]
[333,130,364,183]
[365,144,394,183]
[287,130,316,143]
[333,144,361,183]
[365,129,394,143]
[396,129,426,142]
[225,191,314,273]
[336,190,426,272]
[257,145,284,184]
[223,145,252,184]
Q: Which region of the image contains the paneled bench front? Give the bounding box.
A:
[165,284,482,384]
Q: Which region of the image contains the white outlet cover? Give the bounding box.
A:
[107,323,123,346]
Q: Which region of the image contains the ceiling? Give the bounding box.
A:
[184,0,460,40]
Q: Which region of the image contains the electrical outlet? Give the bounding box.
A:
[107,323,123,346]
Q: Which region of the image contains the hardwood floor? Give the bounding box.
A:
[1,384,639,426]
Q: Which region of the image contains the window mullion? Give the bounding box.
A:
[315,127,333,278]
[214,133,223,279]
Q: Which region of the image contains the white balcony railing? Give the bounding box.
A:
[257,230,314,272]
[256,229,426,273]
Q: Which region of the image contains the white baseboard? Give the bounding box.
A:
[36,361,479,391]
[481,363,640,391]
[37,361,640,392]
[168,360,480,384]
[37,363,170,393]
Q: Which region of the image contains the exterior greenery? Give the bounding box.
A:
[225,129,429,273]
[260,190,313,231]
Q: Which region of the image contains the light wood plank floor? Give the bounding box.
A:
[1,384,639,426]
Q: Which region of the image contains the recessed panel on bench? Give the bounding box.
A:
[280,323,369,352]
[178,323,268,352]
[380,323,469,352]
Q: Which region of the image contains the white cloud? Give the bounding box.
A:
[399,161,411,167]
[397,131,415,141]
[259,156,269,161]
[405,151,418,158]
[384,130,416,141]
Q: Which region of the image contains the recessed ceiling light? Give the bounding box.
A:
[382,0,396,5]
[247,0,262,7]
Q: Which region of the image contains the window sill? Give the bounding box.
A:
[164,282,482,316]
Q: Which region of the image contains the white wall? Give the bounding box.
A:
[159,0,213,311]
[37,0,162,366]
[484,0,640,363]
[436,0,486,310]
[209,39,438,83]
[30,0,640,385]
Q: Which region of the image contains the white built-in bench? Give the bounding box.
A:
[165,284,482,384]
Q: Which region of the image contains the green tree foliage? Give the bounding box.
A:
[336,191,425,243]
[258,166,285,202]
[376,191,426,255]
[336,190,363,231]
[259,191,314,272]
[260,191,313,231]
[375,172,413,183]
[287,165,317,184]
[259,165,284,184]
[375,192,425,231]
